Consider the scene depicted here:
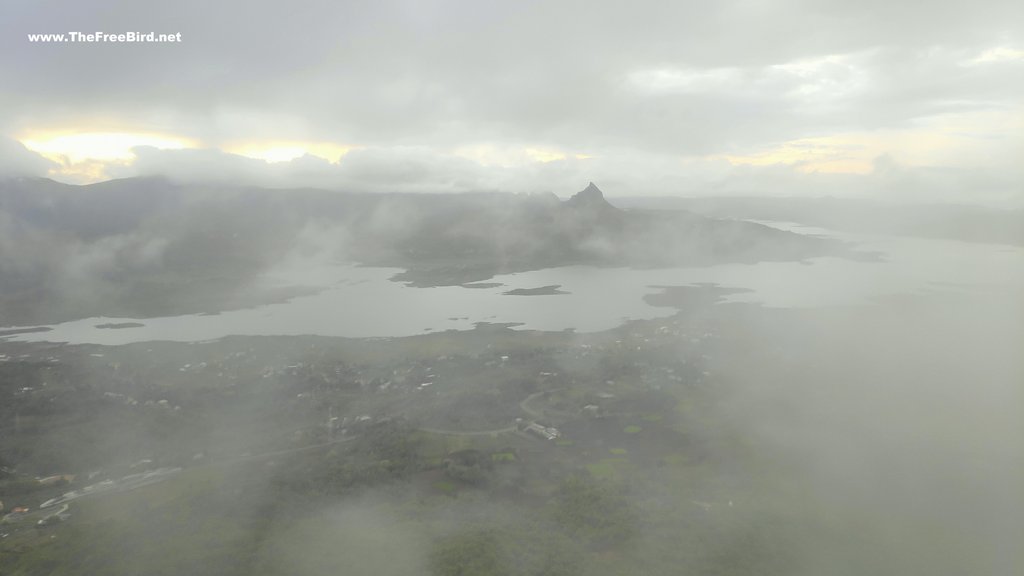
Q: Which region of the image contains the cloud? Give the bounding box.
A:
[0,137,59,177]
[106,145,495,193]
[56,136,1008,206]
[968,45,1024,64]
[1,0,1022,203]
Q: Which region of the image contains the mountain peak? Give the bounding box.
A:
[566,182,616,211]
[579,181,603,198]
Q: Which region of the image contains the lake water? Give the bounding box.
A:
[5,222,1024,345]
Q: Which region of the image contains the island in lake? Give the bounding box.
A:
[503,285,569,296]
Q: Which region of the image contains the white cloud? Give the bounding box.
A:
[969,46,1024,64]
[2,0,1022,204]
[769,52,873,105]
[0,138,59,177]
[46,137,998,207]
[626,67,744,94]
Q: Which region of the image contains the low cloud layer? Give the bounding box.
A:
[97,143,1024,206]
[0,138,59,177]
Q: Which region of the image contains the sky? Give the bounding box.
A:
[1,0,1022,204]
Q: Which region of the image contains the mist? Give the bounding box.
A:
[3,1,1024,575]
[1,179,1021,575]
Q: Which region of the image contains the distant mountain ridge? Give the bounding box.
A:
[619,195,1024,247]
[0,178,845,324]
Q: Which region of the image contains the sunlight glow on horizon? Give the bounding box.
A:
[12,107,1019,186]
[720,136,876,174]
[16,132,360,182]
[224,141,356,163]
[19,130,198,183]
[721,108,1022,175]
[21,131,196,164]
[453,144,592,167]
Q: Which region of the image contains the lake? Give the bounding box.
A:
[4,222,1023,345]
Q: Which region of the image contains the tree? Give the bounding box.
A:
[551,473,637,548]
[430,529,507,576]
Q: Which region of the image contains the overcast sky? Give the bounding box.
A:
[1,0,1022,203]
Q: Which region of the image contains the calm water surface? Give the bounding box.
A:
[5,222,1023,345]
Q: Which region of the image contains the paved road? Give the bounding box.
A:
[519,391,547,420]
[519,388,574,421]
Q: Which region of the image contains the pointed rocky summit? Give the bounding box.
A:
[564,182,618,212]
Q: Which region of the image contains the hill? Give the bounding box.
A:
[0,179,843,325]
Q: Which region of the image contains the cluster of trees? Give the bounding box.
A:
[429,472,638,576]
[551,473,638,548]
[272,419,424,497]
[429,526,584,576]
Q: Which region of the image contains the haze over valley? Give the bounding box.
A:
[2,1,1022,575]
